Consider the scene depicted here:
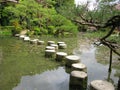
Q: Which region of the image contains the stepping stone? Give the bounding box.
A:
[59,43,67,49]
[50,44,58,50]
[65,55,80,67]
[57,42,65,45]
[30,39,38,44]
[45,46,55,50]
[90,80,115,90]
[72,63,87,72]
[37,40,44,45]
[19,35,26,39]
[70,71,87,89]
[56,52,67,61]
[47,41,55,46]
[24,36,30,41]
[14,34,20,37]
[45,50,56,58]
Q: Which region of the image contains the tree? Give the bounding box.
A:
[1,0,78,36]
[73,0,120,29]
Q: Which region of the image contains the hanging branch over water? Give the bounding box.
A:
[74,12,120,56]
[97,15,120,56]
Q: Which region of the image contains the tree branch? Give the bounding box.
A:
[73,19,103,28]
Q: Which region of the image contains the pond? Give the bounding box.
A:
[0,36,119,90]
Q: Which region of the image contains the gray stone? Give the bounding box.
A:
[72,63,87,72]
[56,52,67,61]
[45,50,56,58]
[65,55,80,67]
[90,80,115,90]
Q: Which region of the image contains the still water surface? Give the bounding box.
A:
[13,42,119,90]
[13,67,69,90]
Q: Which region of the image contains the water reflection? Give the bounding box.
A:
[13,67,69,90]
[74,44,119,85]
[13,43,119,90]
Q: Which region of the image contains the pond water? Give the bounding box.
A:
[13,67,69,90]
[0,36,119,90]
[12,40,119,90]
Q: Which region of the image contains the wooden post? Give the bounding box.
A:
[118,77,120,90]
[109,48,112,72]
[107,70,111,82]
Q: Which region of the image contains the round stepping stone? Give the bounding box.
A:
[37,40,44,45]
[72,63,87,72]
[45,46,55,50]
[45,50,56,58]
[56,52,67,61]
[50,44,58,50]
[30,39,38,44]
[57,42,65,45]
[90,80,115,90]
[47,41,55,46]
[24,36,30,41]
[19,35,26,39]
[65,55,80,67]
[59,43,67,49]
[15,34,20,37]
[70,71,87,89]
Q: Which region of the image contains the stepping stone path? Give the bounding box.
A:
[15,34,20,37]
[15,35,115,90]
[30,39,38,44]
[45,50,56,58]
[37,40,44,45]
[72,63,87,72]
[70,71,87,89]
[45,46,55,50]
[57,42,65,45]
[19,35,26,39]
[58,43,67,49]
[24,36,30,41]
[47,41,55,46]
[56,52,67,61]
[90,80,115,90]
[50,44,58,50]
[65,55,80,67]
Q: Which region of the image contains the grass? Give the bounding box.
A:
[0,35,78,90]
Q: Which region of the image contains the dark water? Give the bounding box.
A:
[12,43,119,90]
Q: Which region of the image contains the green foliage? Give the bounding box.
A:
[1,0,78,36]
[0,26,14,36]
[48,26,56,34]
[55,0,75,19]
[74,0,120,25]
